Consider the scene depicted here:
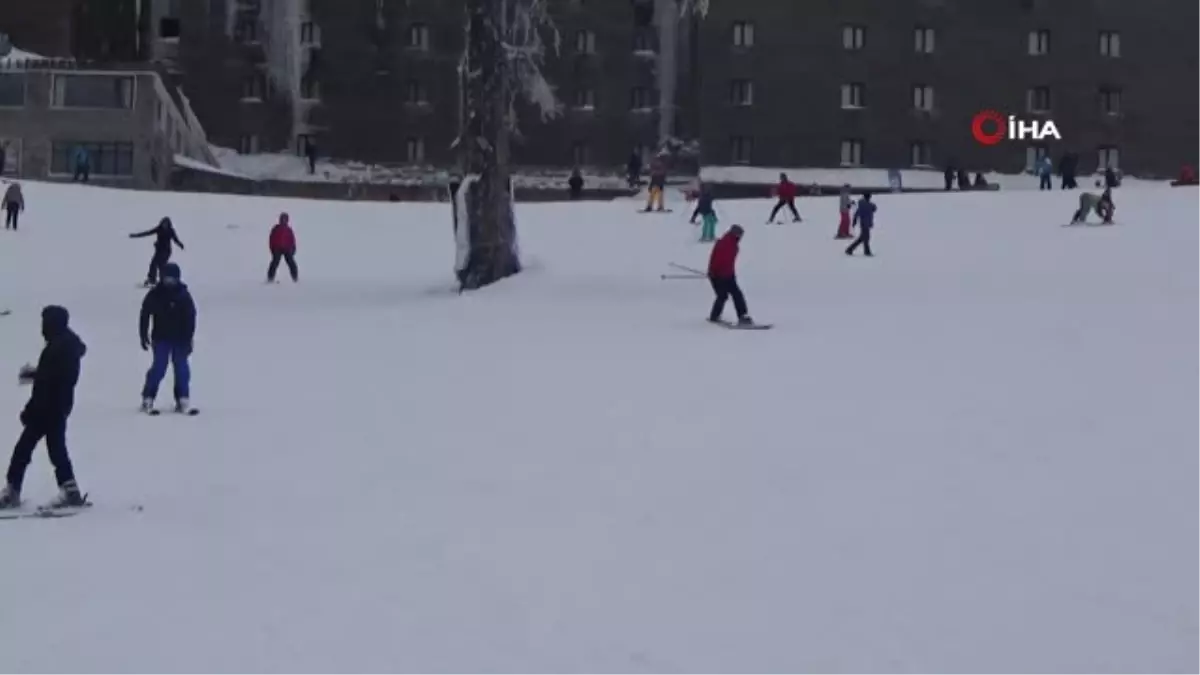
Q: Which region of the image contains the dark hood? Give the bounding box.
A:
[41,306,86,356]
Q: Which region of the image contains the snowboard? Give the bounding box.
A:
[0,500,92,521]
[638,209,674,214]
[0,309,11,316]
[712,319,773,330]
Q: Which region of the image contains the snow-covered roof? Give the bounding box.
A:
[0,46,49,65]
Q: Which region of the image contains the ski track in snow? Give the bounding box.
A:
[0,181,1196,672]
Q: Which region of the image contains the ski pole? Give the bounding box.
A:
[660,274,706,280]
[668,262,705,275]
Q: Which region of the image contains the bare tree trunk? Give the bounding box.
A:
[655,0,679,147]
[455,0,521,291]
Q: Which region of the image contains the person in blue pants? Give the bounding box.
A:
[139,263,197,414]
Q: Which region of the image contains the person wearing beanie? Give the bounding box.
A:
[267,212,299,283]
[706,224,754,326]
[130,216,185,287]
[846,191,877,257]
[0,305,88,509]
[139,262,197,414]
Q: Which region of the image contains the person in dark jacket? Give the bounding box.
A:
[267,212,298,283]
[973,172,989,190]
[1059,153,1078,189]
[568,168,584,200]
[767,173,802,223]
[846,192,877,257]
[690,183,719,242]
[139,263,197,414]
[1104,165,1120,189]
[956,168,971,190]
[130,217,185,286]
[626,150,643,188]
[943,162,956,191]
[0,305,88,509]
[707,224,753,325]
[72,146,91,182]
[3,181,23,230]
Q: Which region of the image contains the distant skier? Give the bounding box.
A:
[836,184,853,239]
[626,150,643,188]
[643,156,667,212]
[267,212,299,283]
[568,168,584,200]
[139,263,197,414]
[72,146,91,183]
[845,192,877,257]
[0,305,88,509]
[1070,188,1114,224]
[3,181,23,230]
[768,173,801,223]
[1037,155,1053,190]
[707,224,753,325]
[690,183,718,242]
[130,217,185,287]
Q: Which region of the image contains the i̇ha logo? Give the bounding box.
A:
[971,109,1062,146]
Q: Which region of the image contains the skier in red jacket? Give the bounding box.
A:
[267,213,298,283]
[768,173,802,223]
[707,224,753,325]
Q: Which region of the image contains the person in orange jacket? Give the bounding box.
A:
[267,213,298,283]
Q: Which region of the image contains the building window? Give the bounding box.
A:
[730,79,753,106]
[300,21,320,45]
[1098,146,1119,170]
[842,25,865,50]
[300,76,320,100]
[1028,29,1050,56]
[159,17,181,40]
[1099,87,1121,115]
[0,139,21,176]
[914,26,935,53]
[633,28,655,53]
[1026,86,1051,113]
[407,23,430,51]
[841,83,865,109]
[1025,145,1049,172]
[235,16,258,43]
[731,136,752,164]
[732,21,754,48]
[51,74,135,109]
[573,87,595,109]
[238,135,260,154]
[1099,31,1121,57]
[50,141,134,176]
[910,141,932,168]
[912,84,934,111]
[241,73,266,100]
[571,141,589,166]
[0,73,26,107]
[406,137,425,163]
[840,139,863,166]
[405,80,428,105]
[574,30,595,54]
[630,86,654,110]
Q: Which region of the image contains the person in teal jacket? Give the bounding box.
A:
[72,146,91,182]
[690,184,718,242]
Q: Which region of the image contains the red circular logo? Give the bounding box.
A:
[971,110,1006,146]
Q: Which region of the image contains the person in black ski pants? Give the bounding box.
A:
[130,217,185,286]
[0,305,88,509]
[846,192,877,257]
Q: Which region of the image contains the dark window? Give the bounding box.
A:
[0,73,26,107]
[51,74,135,109]
[51,141,135,176]
[731,137,752,164]
[159,17,181,39]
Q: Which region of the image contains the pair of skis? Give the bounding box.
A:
[0,498,92,521]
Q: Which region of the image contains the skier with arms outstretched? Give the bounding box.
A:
[130,217,185,287]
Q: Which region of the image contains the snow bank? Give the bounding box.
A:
[701,165,1173,191]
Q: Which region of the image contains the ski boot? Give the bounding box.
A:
[737,315,754,326]
[174,398,191,415]
[140,397,155,414]
[46,481,87,509]
[0,484,21,509]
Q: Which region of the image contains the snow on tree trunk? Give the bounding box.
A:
[456,0,520,290]
[263,0,302,150]
[655,0,679,147]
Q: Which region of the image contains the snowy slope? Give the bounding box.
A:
[0,180,1195,672]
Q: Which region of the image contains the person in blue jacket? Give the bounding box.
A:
[845,192,877,257]
[139,263,197,414]
[72,146,91,182]
[1037,155,1054,190]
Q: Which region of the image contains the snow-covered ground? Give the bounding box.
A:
[700,165,1169,192]
[0,180,1195,672]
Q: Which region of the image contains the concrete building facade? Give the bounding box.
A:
[0,60,214,187]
